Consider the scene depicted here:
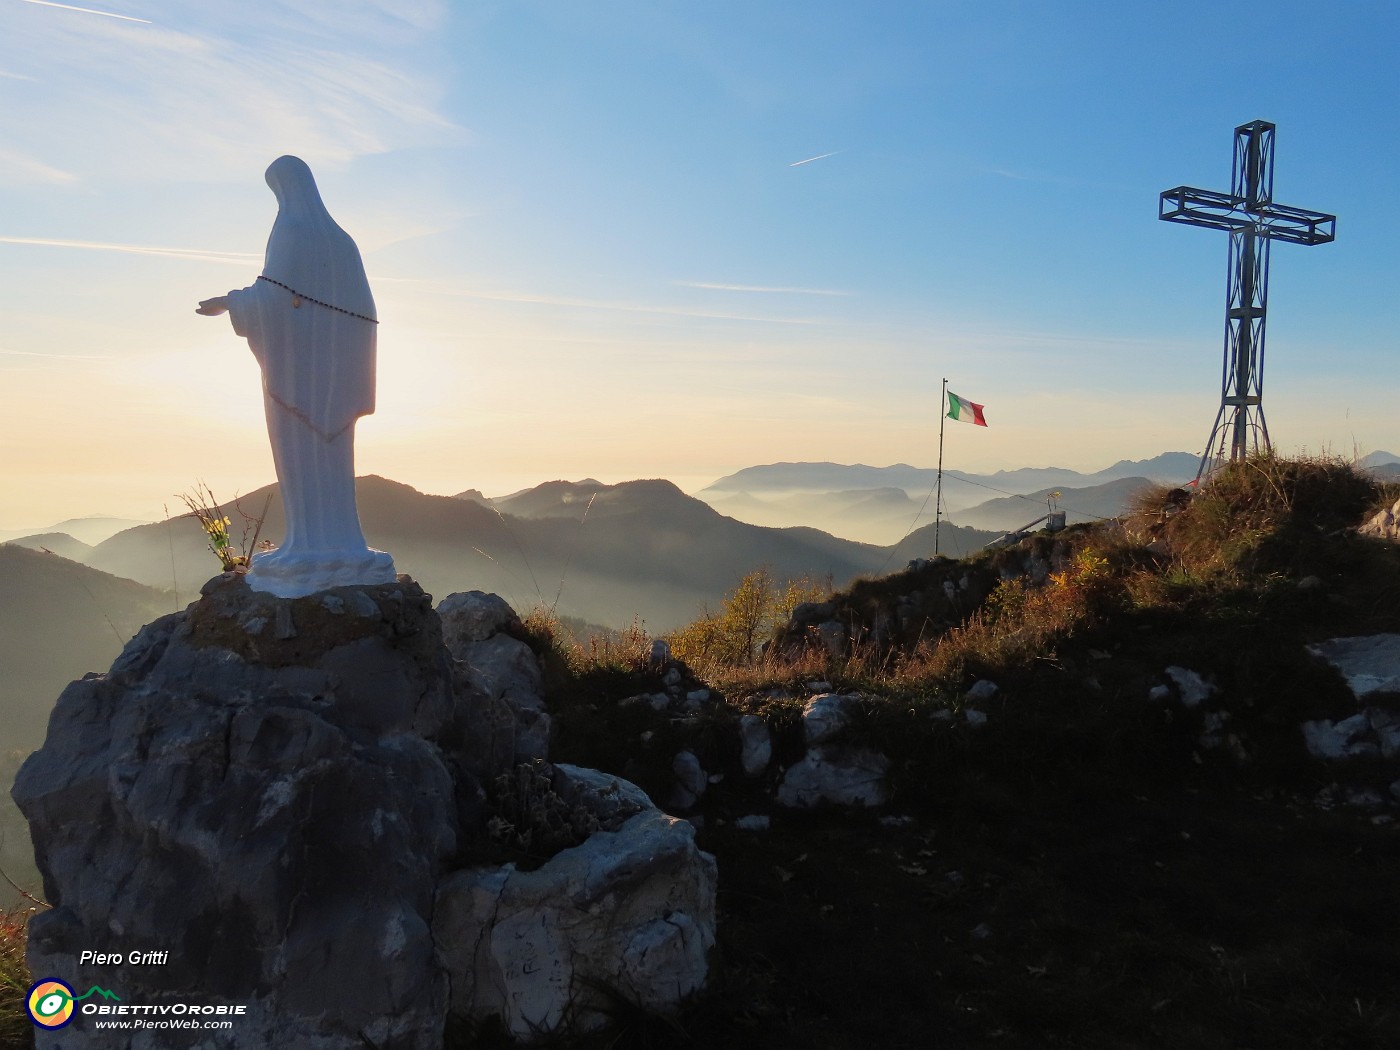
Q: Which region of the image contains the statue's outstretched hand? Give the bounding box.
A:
[196,296,230,316]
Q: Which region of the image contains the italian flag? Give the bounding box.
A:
[946,391,988,427]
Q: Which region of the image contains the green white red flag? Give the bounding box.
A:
[946,391,988,427]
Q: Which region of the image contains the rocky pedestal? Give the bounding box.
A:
[13,578,716,1048]
[14,575,457,1048]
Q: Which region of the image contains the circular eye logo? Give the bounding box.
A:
[26,978,76,1029]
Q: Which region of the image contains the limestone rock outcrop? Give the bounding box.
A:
[12,576,715,1048]
[15,574,457,1049]
[434,765,717,1040]
[438,589,552,766]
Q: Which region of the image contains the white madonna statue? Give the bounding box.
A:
[197,155,396,598]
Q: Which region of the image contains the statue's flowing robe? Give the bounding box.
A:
[219,157,392,593]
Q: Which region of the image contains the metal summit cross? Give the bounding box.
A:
[1160,120,1335,478]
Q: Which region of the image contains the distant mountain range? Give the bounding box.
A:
[0,515,147,546]
[0,544,171,754]
[692,453,1201,543]
[44,476,997,633]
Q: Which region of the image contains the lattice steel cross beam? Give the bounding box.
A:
[1160,120,1336,478]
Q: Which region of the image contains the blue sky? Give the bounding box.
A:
[1,0,1397,526]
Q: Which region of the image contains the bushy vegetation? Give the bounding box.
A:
[667,567,830,670]
[508,452,1400,1049]
[0,909,30,1050]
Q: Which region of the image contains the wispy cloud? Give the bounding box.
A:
[673,280,851,297]
[0,348,110,359]
[0,151,78,185]
[18,0,151,23]
[0,236,260,264]
[1,2,464,185]
[0,70,38,81]
[790,150,841,167]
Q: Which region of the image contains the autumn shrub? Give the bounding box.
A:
[668,567,829,671]
[1158,452,1378,576]
[0,908,29,1050]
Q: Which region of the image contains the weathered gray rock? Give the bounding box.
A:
[734,814,771,831]
[1308,634,1400,700]
[438,590,551,764]
[1370,707,1400,759]
[802,693,855,746]
[790,600,835,626]
[434,765,717,1040]
[671,750,707,810]
[1359,499,1400,542]
[814,621,846,657]
[1164,666,1215,707]
[1301,707,1400,762]
[739,714,772,778]
[13,575,457,1049]
[964,679,998,702]
[1302,713,1380,760]
[438,589,520,644]
[777,746,890,808]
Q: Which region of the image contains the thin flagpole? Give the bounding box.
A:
[935,377,947,557]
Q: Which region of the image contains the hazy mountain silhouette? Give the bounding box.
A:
[949,477,1157,531]
[2,532,95,561]
[81,476,993,631]
[0,545,171,754]
[697,454,1197,542]
[0,515,148,546]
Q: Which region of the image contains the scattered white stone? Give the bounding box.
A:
[734,814,771,832]
[1368,708,1400,759]
[739,714,772,778]
[686,688,711,704]
[776,746,890,808]
[1302,714,1380,760]
[964,709,989,728]
[1147,684,1171,703]
[964,679,998,702]
[805,681,833,693]
[970,923,993,941]
[1308,634,1400,700]
[671,750,707,809]
[1165,666,1215,707]
[1359,499,1400,541]
[1389,779,1400,804]
[803,693,854,745]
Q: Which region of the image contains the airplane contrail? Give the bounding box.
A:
[0,236,258,264]
[18,0,151,24]
[789,151,840,167]
[1,348,109,360]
